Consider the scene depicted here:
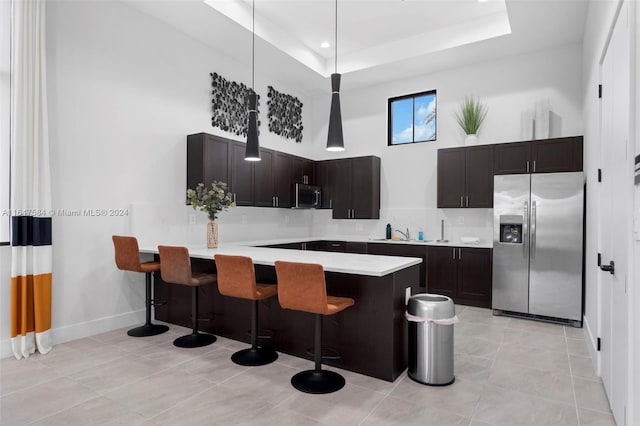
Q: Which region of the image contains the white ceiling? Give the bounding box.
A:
[125,0,588,95]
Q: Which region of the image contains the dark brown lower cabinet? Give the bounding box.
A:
[367,243,427,289]
[154,257,420,382]
[427,246,492,308]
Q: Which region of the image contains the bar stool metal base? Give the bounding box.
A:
[231,347,278,366]
[173,332,216,348]
[127,323,169,337]
[291,369,345,394]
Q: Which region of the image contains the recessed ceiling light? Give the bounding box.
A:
[320,41,331,49]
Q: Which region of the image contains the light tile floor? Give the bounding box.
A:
[0,306,615,426]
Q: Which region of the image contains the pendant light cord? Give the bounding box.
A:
[252,0,255,90]
[334,0,338,74]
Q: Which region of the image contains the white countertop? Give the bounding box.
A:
[140,244,422,277]
[245,236,493,249]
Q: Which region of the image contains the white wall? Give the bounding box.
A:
[310,44,584,242]
[0,0,316,357]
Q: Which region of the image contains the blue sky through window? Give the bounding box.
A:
[391,98,413,144]
[390,92,436,145]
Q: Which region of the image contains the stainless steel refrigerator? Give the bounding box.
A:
[492,172,584,326]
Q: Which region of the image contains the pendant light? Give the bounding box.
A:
[245,0,261,161]
[326,0,344,151]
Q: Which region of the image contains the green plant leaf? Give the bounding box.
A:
[455,96,488,135]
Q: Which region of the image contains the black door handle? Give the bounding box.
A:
[600,260,615,275]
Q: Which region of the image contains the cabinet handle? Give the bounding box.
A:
[329,199,332,209]
[459,248,461,259]
[466,195,469,207]
[526,161,530,173]
[533,160,536,173]
[331,243,341,247]
[460,196,464,207]
[233,193,237,203]
[452,248,456,260]
[276,196,279,207]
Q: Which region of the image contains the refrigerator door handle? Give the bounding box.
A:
[531,201,537,259]
[523,201,529,258]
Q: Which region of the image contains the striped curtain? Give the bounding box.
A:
[10,0,53,359]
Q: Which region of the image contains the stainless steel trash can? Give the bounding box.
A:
[406,293,456,385]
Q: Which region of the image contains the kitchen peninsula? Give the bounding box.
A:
[142,243,421,381]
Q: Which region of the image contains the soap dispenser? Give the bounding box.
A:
[386,223,392,239]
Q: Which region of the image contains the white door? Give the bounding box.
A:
[599,3,629,424]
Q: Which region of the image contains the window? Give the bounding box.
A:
[388,90,437,146]
[1,0,10,243]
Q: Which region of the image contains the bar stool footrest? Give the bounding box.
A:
[173,332,216,348]
[231,347,278,366]
[305,347,341,360]
[291,369,345,394]
[127,323,169,337]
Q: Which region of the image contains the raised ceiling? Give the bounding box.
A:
[125,0,588,95]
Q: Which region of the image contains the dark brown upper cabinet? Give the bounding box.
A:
[494,136,583,175]
[229,143,254,206]
[316,161,333,209]
[187,134,380,216]
[437,145,494,208]
[187,133,253,206]
[253,149,275,207]
[273,152,292,208]
[187,133,231,191]
[331,156,381,219]
[291,157,316,185]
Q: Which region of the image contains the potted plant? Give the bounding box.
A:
[455,96,488,145]
[186,181,235,248]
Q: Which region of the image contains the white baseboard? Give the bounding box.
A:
[583,314,600,376]
[0,309,145,359]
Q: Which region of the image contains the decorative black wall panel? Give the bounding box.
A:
[210,72,260,137]
[267,86,303,143]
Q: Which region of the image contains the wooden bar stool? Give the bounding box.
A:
[214,255,278,366]
[112,236,169,337]
[274,261,355,394]
[158,245,217,348]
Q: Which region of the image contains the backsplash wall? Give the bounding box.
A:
[311,208,493,243]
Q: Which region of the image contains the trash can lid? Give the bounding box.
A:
[407,293,455,320]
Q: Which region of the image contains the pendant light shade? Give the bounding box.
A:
[326,0,344,152]
[326,73,344,151]
[245,0,261,161]
[245,91,260,161]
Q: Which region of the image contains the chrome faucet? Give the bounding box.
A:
[395,228,410,240]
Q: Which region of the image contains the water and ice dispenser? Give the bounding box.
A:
[499,215,523,244]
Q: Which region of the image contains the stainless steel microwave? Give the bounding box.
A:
[292,183,321,209]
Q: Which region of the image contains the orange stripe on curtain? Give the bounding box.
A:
[10,273,52,337]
